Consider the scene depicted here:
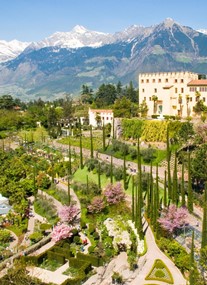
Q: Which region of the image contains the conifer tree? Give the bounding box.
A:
[102,122,106,151]
[146,173,151,218]
[166,126,172,199]
[79,124,83,169]
[187,151,193,213]
[149,162,154,222]
[90,125,94,158]
[201,184,207,249]
[137,137,143,238]
[164,170,167,207]
[123,154,128,190]
[132,175,135,222]
[181,160,186,207]
[110,155,113,184]
[98,161,101,189]
[189,230,195,285]
[172,152,178,204]
[67,138,72,204]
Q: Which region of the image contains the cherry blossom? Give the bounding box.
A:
[58,205,79,224]
[87,196,105,213]
[104,182,125,205]
[51,224,73,242]
[158,204,189,234]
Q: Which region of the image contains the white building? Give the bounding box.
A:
[139,71,207,117]
[88,108,114,128]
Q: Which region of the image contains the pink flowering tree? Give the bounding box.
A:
[58,205,79,224]
[87,196,105,214]
[51,224,73,242]
[104,182,125,205]
[158,204,189,234]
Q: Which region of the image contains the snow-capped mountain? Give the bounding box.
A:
[197,29,207,35]
[0,39,30,62]
[0,19,207,100]
[25,25,113,52]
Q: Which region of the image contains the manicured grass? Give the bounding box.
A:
[73,166,111,188]
[58,136,103,150]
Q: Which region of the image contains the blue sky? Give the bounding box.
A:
[1,0,207,42]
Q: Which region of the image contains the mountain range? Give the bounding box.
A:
[0,18,207,100]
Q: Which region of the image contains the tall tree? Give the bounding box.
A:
[79,124,83,169]
[166,126,172,200]
[187,151,193,213]
[201,185,207,249]
[90,125,94,158]
[189,230,195,285]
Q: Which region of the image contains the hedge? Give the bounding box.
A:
[47,251,66,265]
[76,252,103,267]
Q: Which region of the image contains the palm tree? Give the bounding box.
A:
[152,95,158,115]
[186,94,190,117]
[178,94,183,117]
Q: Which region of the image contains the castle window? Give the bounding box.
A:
[174,79,178,83]
[181,79,184,83]
[149,97,151,101]
[158,79,161,83]
[154,88,157,93]
[175,88,178,93]
[141,79,144,83]
[142,89,145,93]
[153,79,155,83]
[146,79,149,83]
[165,78,168,83]
[181,88,184,93]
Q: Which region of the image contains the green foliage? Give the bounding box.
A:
[34,195,58,224]
[29,232,43,243]
[157,238,190,273]
[0,229,11,244]
[141,147,156,163]
[122,119,143,139]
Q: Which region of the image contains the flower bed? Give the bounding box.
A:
[103,218,145,255]
[145,259,174,284]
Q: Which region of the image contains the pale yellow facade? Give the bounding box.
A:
[139,71,207,117]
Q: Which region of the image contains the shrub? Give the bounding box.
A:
[73,236,81,245]
[155,269,165,278]
[93,231,100,240]
[0,229,11,243]
[29,232,43,243]
[88,224,96,234]
[88,246,95,254]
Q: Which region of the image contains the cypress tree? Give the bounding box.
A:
[187,151,193,213]
[137,137,143,238]
[172,152,178,204]
[102,122,106,151]
[132,175,135,222]
[189,230,195,285]
[110,155,113,184]
[164,170,167,207]
[90,125,94,158]
[123,154,128,190]
[79,124,83,169]
[98,161,101,189]
[181,160,186,207]
[67,167,71,205]
[201,184,207,249]
[146,173,151,218]
[135,183,138,229]
[68,138,72,175]
[149,162,154,222]
[166,126,172,199]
